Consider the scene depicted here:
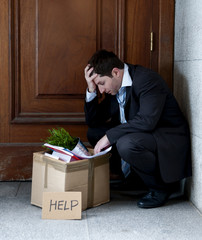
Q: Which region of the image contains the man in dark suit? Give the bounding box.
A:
[84,50,191,208]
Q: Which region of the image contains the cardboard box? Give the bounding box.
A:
[31,151,110,211]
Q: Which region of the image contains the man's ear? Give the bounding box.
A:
[111,68,120,77]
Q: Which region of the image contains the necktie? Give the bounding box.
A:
[116,87,127,124]
[116,87,130,178]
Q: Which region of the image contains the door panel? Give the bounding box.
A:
[13,0,96,123]
[11,0,124,124]
[37,0,95,95]
[125,0,153,68]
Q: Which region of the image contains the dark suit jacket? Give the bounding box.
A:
[84,64,192,183]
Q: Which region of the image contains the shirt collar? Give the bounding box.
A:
[121,64,132,88]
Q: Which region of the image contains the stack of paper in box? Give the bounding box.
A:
[44,143,111,162]
[44,143,86,162]
[31,144,112,211]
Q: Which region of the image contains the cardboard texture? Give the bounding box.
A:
[31,150,110,211]
[42,192,82,220]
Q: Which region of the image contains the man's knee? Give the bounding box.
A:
[116,133,151,160]
[117,133,156,155]
[116,135,136,159]
[116,133,157,173]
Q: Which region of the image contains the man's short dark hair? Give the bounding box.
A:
[88,50,124,77]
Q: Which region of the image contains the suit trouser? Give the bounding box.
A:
[87,127,176,191]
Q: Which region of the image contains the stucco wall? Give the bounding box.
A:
[174,0,202,212]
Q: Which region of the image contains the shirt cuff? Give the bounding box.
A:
[86,88,97,102]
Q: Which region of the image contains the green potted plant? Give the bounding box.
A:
[43,127,78,150]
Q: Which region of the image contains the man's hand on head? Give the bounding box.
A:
[84,65,97,93]
[94,135,110,154]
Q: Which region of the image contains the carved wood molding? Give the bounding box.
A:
[116,0,125,60]
[11,113,86,124]
[9,0,20,123]
[96,0,125,59]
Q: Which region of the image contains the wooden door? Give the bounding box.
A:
[125,0,174,89]
[0,0,174,180]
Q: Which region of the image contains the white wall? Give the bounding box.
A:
[174,0,202,212]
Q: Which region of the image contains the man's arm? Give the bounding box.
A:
[84,65,115,127]
[84,65,100,126]
[106,72,167,144]
[84,65,97,93]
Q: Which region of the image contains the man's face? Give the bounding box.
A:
[93,75,120,95]
[93,69,122,95]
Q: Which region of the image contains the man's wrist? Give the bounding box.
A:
[86,88,97,102]
[87,87,96,93]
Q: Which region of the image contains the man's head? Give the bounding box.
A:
[88,50,124,77]
[87,50,124,95]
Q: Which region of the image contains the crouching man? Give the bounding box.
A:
[84,50,191,208]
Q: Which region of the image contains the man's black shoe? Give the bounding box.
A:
[137,190,170,208]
